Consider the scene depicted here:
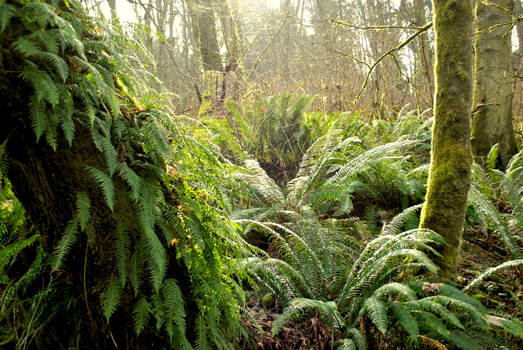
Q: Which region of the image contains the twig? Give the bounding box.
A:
[353,22,433,103]
[331,19,429,31]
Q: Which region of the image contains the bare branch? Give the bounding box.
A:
[353,22,433,103]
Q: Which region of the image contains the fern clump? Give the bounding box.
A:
[239,206,499,349]
[0,1,252,348]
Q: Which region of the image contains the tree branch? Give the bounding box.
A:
[353,22,433,103]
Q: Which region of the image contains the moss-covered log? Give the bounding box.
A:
[419,0,474,278]
[471,0,518,168]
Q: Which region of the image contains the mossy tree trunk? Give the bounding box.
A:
[419,0,474,279]
[471,0,518,168]
[190,0,223,72]
[0,76,194,349]
[0,50,195,350]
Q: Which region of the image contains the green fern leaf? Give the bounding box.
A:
[390,303,419,337]
[129,248,144,297]
[335,339,356,350]
[44,118,58,150]
[139,210,166,291]
[86,166,114,211]
[364,296,388,335]
[13,37,40,57]
[373,282,416,301]
[0,3,16,33]
[100,136,118,177]
[464,259,523,291]
[273,298,343,336]
[133,297,151,335]
[37,51,69,82]
[51,217,79,271]
[75,192,90,231]
[103,277,123,321]
[116,163,141,202]
[28,96,49,141]
[486,144,499,170]
[20,67,59,106]
[115,223,130,286]
[162,278,186,336]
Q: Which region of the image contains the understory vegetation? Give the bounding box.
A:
[0,1,522,349]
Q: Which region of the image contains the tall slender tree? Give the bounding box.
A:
[471,0,518,168]
[189,0,223,72]
[419,0,474,278]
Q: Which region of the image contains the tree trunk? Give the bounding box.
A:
[413,0,434,110]
[190,0,223,72]
[1,76,200,350]
[419,0,474,279]
[471,0,518,168]
[0,17,195,350]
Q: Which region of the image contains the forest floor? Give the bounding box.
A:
[241,227,523,350]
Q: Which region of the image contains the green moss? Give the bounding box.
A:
[420,0,474,279]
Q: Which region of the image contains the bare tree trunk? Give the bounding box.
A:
[108,0,117,18]
[419,0,474,279]
[471,0,518,168]
[413,0,434,110]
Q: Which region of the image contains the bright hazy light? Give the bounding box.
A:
[100,0,281,24]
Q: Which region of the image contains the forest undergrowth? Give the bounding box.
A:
[0,1,522,349]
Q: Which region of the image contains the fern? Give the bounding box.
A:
[133,296,151,335]
[20,67,59,106]
[51,217,79,271]
[103,277,123,321]
[464,259,523,292]
[0,2,16,32]
[99,135,118,177]
[389,303,419,337]
[115,223,130,286]
[162,278,186,336]
[28,95,49,141]
[272,298,344,335]
[86,166,115,211]
[364,296,388,335]
[75,192,90,231]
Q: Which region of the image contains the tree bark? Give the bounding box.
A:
[471,0,518,168]
[190,0,223,72]
[419,0,474,279]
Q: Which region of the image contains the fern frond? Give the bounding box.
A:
[389,302,419,337]
[117,163,141,201]
[363,296,388,335]
[133,296,151,335]
[100,134,118,177]
[36,51,69,82]
[86,166,115,211]
[20,67,59,106]
[13,37,40,57]
[335,338,356,350]
[0,3,16,32]
[115,223,130,286]
[486,144,499,170]
[272,298,343,336]
[51,217,79,271]
[405,299,464,330]
[373,282,416,301]
[464,259,523,291]
[28,96,49,141]
[381,204,422,236]
[162,278,186,335]
[103,277,123,321]
[75,191,90,231]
